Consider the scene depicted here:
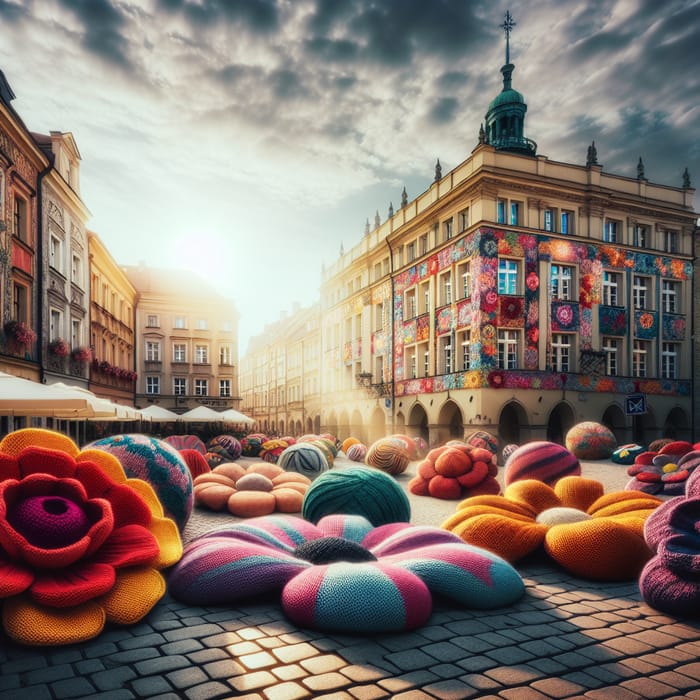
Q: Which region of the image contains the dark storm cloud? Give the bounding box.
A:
[304,37,360,63]
[154,0,279,33]
[0,0,28,22]
[428,97,460,125]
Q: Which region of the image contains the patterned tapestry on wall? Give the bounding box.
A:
[599,306,628,336]
[635,311,658,339]
[662,315,686,340]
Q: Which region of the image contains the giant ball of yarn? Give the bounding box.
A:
[260,439,290,464]
[342,437,360,453]
[302,466,411,526]
[504,441,581,487]
[465,430,498,455]
[163,434,206,455]
[346,443,368,462]
[241,433,267,457]
[278,442,329,479]
[565,421,617,459]
[365,437,410,475]
[207,434,242,462]
[88,434,193,531]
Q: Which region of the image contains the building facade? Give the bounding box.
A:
[125,265,240,414]
[87,231,137,404]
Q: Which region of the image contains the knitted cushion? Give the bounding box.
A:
[365,438,410,475]
[259,439,291,464]
[278,442,329,479]
[302,467,411,526]
[465,431,498,455]
[504,441,581,487]
[179,449,211,479]
[89,434,193,531]
[346,443,368,462]
[311,440,335,466]
[169,513,524,633]
[240,433,268,457]
[611,444,645,465]
[501,443,519,462]
[648,438,673,452]
[163,434,206,455]
[341,437,360,453]
[206,435,242,461]
[565,422,616,459]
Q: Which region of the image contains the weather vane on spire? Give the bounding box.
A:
[501,10,516,65]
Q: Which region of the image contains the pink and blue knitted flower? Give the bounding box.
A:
[169,513,524,633]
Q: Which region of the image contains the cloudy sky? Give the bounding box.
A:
[1,0,698,352]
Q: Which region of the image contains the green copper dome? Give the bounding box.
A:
[488,87,525,111]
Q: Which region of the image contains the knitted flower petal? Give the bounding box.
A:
[554,477,605,512]
[281,562,432,632]
[124,478,165,517]
[102,567,166,625]
[383,542,525,608]
[316,514,375,543]
[29,562,115,607]
[0,453,20,480]
[367,524,465,556]
[504,480,561,514]
[544,519,651,580]
[148,516,183,568]
[77,449,128,483]
[0,429,80,459]
[91,524,160,568]
[3,595,105,646]
[590,491,662,518]
[0,555,33,597]
[16,446,77,478]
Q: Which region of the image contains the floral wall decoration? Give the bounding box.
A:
[662,315,686,341]
[599,306,628,336]
[403,319,416,345]
[436,307,454,334]
[416,314,429,342]
[371,332,387,356]
[635,310,658,339]
[551,301,580,332]
[394,292,405,380]
[457,299,472,327]
[498,296,524,328]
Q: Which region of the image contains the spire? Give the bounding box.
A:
[388,202,394,218]
[501,10,516,66]
[339,241,344,256]
[364,218,370,237]
[683,167,691,189]
[374,210,381,230]
[586,141,598,166]
[401,187,408,208]
[637,156,646,180]
[434,158,442,182]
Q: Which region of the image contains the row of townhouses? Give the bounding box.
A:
[239,38,699,450]
[0,69,241,435]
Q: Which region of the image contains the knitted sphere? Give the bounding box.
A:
[389,434,418,460]
[346,443,368,462]
[311,440,335,466]
[278,442,329,479]
[180,448,211,479]
[365,437,410,475]
[88,434,193,531]
[465,430,498,455]
[206,434,242,462]
[565,422,617,459]
[648,438,673,453]
[342,437,360,453]
[504,441,581,487]
[163,434,207,455]
[241,433,267,457]
[501,443,519,462]
[318,438,338,458]
[259,439,290,464]
[412,436,428,459]
[611,444,645,465]
[302,467,411,526]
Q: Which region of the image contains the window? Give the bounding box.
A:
[551,334,572,372]
[510,201,521,226]
[146,376,160,395]
[498,259,519,295]
[419,233,429,256]
[439,272,452,306]
[196,318,208,330]
[405,288,417,318]
[194,379,208,396]
[458,208,469,232]
[438,336,452,374]
[219,345,232,365]
[560,210,573,234]
[497,199,506,224]
[662,280,679,313]
[173,377,187,395]
[49,235,63,272]
[12,283,29,324]
[71,318,80,347]
[174,316,186,329]
[497,330,519,369]
[633,340,649,378]
[419,281,430,314]
[633,276,650,309]
[544,209,554,232]
[373,262,382,282]
[603,220,619,243]
[633,225,648,248]
[458,261,471,299]
[603,337,619,376]
[665,230,679,253]
[551,265,573,300]
[422,347,430,377]
[661,343,678,379]
[407,349,417,379]
[146,341,161,361]
[443,218,453,241]
[458,329,472,370]
[407,242,415,262]
[173,343,186,362]
[374,301,386,331]
[146,315,159,328]
[195,344,208,364]
[13,195,28,242]
[602,271,620,306]
[219,379,231,398]
[49,309,61,342]
[72,255,81,283]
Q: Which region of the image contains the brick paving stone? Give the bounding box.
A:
[560,671,605,690]
[419,626,455,642]
[91,665,137,691]
[420,641,471,663]
[160,639,205,655]
[637,652,677,668]
[90,691,136,700]
[130,675,174,697]
[166,666,209,689]
[579,627,622,642]
[455,654,498,673]
[423,678,480,699]
[378,670,440,694]
[239,627,268,641]
[272,642,319,664]
[106,647,161,664]
[183,681,233,700]
[498,688,551,700]
[600,636,655,655]
[379,633,430,652]
[577,644,627,663]
[300,654,347,674]
[620,657,664,674]
[460,673,502,691]
[675,662,700,680]
[240,651,277,670]
[385,649,436,671]
[75,659,105,675]
[651,670,700,689]
[257,636,285,649]
[552,651,597,669]
[187,648,229,664]
[484,645,536,665]
[227,640,264,656]
[199,631,242,648]
[262,681,312,700]
[0,687,52,700]
[619,677,677,697]
[450,635,495,654]
[117,632,167,650]
[23,663,74,684]
[301,671,353,693]
[657,647,699,662]
[134,654,191,675]
[201,658,246,679]
[392,691,435,699]
[340,664,388,683]
[526,658,569,676]
[51,677,98,699]
[348,684,392,699]
[228,670,277,692]
[629,629,686,648]
[517,623,564,640]
[443,619,492,635]
[484,664,543,686]
[530,676,587,697]
[584,688,642,699]
[0,675,19,691]
[428,663,465,679]
[585,664,633,685]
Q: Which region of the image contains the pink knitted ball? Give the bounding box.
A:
[504,441,581,487]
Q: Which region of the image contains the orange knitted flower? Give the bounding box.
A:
[0,429,182,646]
[442,477,662,581]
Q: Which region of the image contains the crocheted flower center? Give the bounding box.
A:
[294,536,378,565]
[536,506,593,527]
[8,495,91,548]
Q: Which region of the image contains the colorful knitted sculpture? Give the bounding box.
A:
[163,434,206,455]
[169,513,525,633]
[259,438,290,464]
[278,442,329,479]
[611,444,645,465]
[240,433,267,457]
[88,434,193,531]
[303,467,410,526]
[0,429,182,646]
[180,448,211,479]
[565,421,617,459]
[639,466,700,616]
[206,434,242,462]
[504,441,581,487]
[341,437,360,453]
[365,437,410,475]
[346,443,368,462]
[193,462,311,517]
[389,434,419,460]
[409,444,500,500]
[443,476,662,581]
[465,430,499,455]
[626,443,698,496]
[311,439,335,466]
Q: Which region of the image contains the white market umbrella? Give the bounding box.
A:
[219,408,254,425]
[139,404,180,422]
[0,372,95,417]
[49,383,118,419]
[179,405,225,423]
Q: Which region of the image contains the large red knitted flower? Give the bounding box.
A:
[0,429,182,646]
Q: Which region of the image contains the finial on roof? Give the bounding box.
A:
[500,11,516,66]
[683,167,691,189]
[434,158,442,182]
[478,123,486,144]
[339,242,344,256]
[364,218,370,236]
[374,210,381,230]
[586,141,598,166]
[388,202,394,218]
[401,187,408,207]
[637,156,646,180]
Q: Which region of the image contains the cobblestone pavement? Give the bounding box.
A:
[1,458,699,700]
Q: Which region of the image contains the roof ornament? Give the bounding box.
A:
[401,187,408,208]
[586,141,598,166]
[388,202,394,218]
[501,10,516,66]
[374,210,381,230]
[339,242,344,256]
[683,167,691,189]
[637,156,646,180]
[434,158,442,182]
[364,218,370,237]
[478,123,486,144]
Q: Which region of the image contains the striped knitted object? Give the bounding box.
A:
[206,435,242,461]
[180,449,211,479]
[341,437,360,453]
[169,513,524,633]
[240,433,267,457]
[365,438,410,475]
[565,422,616,460]
[163,434,207,455]
[88,434,193,531]
[302,467,411,526]
[346,443,368,462]
[278,442,329,478]
[504,441,580,487]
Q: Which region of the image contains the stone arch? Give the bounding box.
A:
[278,420,285,436]
[338,410,350,441]
[601,404,627,445]
[498,401,528,447]
[325,411,338,439]
[313,415,321,435]
[395,411,406,431]
[663,406,690,442]
[407,402,429,444]
[349,409,365,443]
[368,406,387,444]
[546,402,575,445]
[632,405,657,446]
[436,400,464,446]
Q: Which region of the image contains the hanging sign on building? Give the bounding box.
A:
[624,394,647,416]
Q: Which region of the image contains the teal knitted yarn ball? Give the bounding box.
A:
[302,467,411,526]
[88,434,193,531]
[278,442,329,479]
[565,422,616,460]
